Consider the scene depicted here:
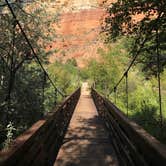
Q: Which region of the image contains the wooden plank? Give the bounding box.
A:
[54,83,119,166]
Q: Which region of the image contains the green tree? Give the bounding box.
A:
[0,1,58,149]
[103,0,166,76]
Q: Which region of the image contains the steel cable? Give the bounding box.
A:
[5,0,64,97]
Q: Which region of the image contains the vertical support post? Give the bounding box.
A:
[6,19,16,116]
[0,57,4,87]
[156,26,163,128]
[125,72,129,117]
[54,88,57,106]
[114,87,117,104]
[42,71,46,108]
[93,82,95,89]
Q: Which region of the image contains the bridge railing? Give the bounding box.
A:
[0,87,81,166]
[91,88,166,166]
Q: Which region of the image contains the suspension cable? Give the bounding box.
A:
[5,0,64,97]
[111,37,148,94]
[114,87,117,104]
[110,12,163,94]
[125,72,129,117]
[109,12,163,129]
[42,71,47,106]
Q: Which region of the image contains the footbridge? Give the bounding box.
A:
[1,83,166,166]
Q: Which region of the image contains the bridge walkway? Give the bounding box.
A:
[54,83,119,166]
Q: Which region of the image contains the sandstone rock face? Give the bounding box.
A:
[48,0,107,67]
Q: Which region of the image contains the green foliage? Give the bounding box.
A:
[0,1,62,149]
[129,82,158,113]
[100,0,166,143]
[3,122,16,149]
[0,0,165,149]
[103,0,166,76]
[66,58,77,67]
[43,60,80,113]
[84,38,130,95]
[83,36,166,143]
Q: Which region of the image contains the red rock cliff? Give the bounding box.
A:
[47,0,108,67]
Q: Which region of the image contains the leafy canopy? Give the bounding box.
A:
[103,0,166,76]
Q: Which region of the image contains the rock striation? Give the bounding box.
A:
[48,0,107,67]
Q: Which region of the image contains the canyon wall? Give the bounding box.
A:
[47,0,107,67]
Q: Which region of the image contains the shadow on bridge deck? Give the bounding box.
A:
[54,83,118,166]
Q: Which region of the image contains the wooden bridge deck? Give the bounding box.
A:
[54,83,119,166]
